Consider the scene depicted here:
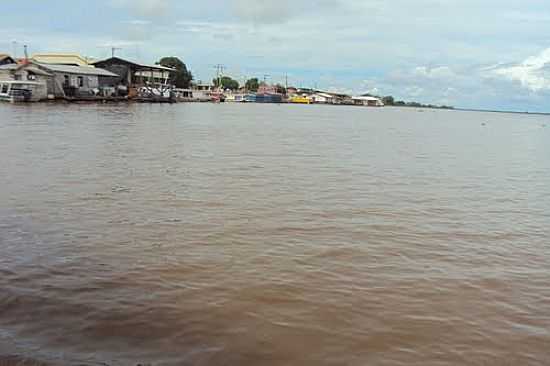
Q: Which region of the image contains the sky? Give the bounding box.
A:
[2,0,550,111]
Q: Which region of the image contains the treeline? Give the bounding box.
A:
[150,58,456,110]
[380,95,454,109]
[212,76,287,93]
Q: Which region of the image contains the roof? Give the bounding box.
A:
[0,63,53,76]
[353,96,382,101]
[31,53,90,66]
[314,92,335,98]
[37,63,118,77]
[0,54,16,64]
[92,57,175,72]
[0,64,17,71]
[0,80,47,86]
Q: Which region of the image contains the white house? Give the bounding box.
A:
[352,96,385,107]
[311,92,336,104]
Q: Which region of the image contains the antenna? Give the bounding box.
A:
[11,40,17,59]
[213,64,225,89]
[111,47,122,58]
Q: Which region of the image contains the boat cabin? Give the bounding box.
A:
[0,80,48,102]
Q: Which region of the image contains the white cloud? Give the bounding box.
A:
[111,0,171,18]
[488,48,550,91]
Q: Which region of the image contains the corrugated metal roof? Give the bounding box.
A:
[0,64,18,71]
[37,63,118,77]
[31,54,90,66]
[0,64,53,76]
[92,57,175,72]
[0,54,15,62]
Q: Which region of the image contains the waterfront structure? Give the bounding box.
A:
[91,57,174,87]
[0,80,48,102]
[311,92,336,104]
[39,63,118,98]
[92,57,176,100]
[352,96,385,107]
[0,54,16,66]
[173,88,194,102]
[31,53,91,66]
[191,83,214,102]
[0,63,52,101]
[0,61,118,100]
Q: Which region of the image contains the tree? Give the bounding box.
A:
[213,76,239,90]
[157,57,193,89]
[245,78,259,92]
[382,96,395,106]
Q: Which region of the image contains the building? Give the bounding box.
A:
[0,61,118,99]
[191,83,214,102]
[0,63,53,101]
[0,54,16,66]
[310,92,336,104]
[31,53,91,66]
[91,57,174,87]
[38,63,119,97]
[352,96,385,107]
[286,87,298,95]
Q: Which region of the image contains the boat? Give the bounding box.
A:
[225,93,244,102]
[0,80,48,103]
[244,94,257,103]
[289,95,311,104]
[255,93,283,103]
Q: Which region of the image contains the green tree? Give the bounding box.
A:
[213,76,240,90]
[245,78,259,92]
[382,96,395,105]
[157,57,193,88]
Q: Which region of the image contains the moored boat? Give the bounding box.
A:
[0,80,48,103]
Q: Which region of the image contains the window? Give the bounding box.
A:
[64,75,70,86]
[1,84,8,93]
[27,72,36,81]
[78,76,84,87]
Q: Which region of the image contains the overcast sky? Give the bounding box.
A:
[2,0,550,111]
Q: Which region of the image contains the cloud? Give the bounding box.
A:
[111,0,171,18]
[487,48,550,91]
[231,0,294,24]
[412,66,457,80]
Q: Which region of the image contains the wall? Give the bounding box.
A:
[53,73,99,95]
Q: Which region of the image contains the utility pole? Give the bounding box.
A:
[214,64,225,90]
[11,40,17,59]
[285,73,288,90]
[23,45,28,62]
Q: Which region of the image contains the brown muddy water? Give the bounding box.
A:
[0,103,549,366]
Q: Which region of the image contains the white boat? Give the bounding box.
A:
[225,93,246,102]
[0,80,48,103]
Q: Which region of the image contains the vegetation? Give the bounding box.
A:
[213,76,240,90]
[157,57,193,89]
[367,94,453,109]
[245,78,259,92]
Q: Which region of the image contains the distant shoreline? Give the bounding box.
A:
[2,100,548,116]
[451,107,550,116]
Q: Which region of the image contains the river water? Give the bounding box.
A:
[0,103,549,365]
